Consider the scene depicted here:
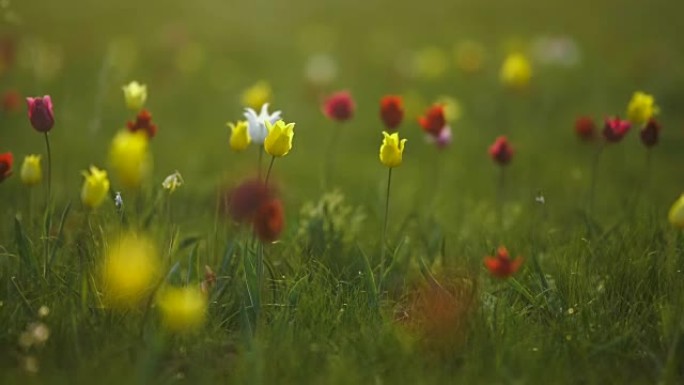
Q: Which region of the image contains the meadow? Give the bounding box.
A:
[1,0,684,383]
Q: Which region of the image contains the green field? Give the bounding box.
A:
[1,0,684,383]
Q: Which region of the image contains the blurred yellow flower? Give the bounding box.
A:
[627,91,658,125]
[413,47,448,80]
[264,120,295,157]
[157,286,207,333]
[668,194,684,228]
[20,155,42,186]
[109,130,150,190]
[379,131,407,168]
[81,166,110,209]
[122,81,147,111]
[228,120,251,151]
[102,234,160,308]
[500,53,532,90]
[436,96,463,122]
[241,81,272,110]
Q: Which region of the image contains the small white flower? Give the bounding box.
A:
[244,103,281,144]
[114,192,124,209]
[162,170,184,193]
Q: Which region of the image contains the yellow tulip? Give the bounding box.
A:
[379,131,407,168]
[500,53,532,90]
[81,166,110,209]
[241,80,272,110]
[228,120,251,151]
[109,130,151,190]
[157,286,207,333]
[264,120,294,157]
[668,194,684,228]
[20,155,42,186]
[627,91,658,125]
[102,234,160,308]
[122,81,147,111]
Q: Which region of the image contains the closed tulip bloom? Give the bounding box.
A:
[668,194,684,228]
[244,103,282,144]
[0,152,13,183]
[602,117,631,143]
[109,130,150,190]
[253,198,285,243]
[380,95,404,131]
[241,80,272,110]
[640,118,661,148]
[484,246,523,278]
[379,131,407,168]
[20,154,42,186]
[500,53,532,90]
[264,120,295,157]
[122,81,147,111]
[102,234,160,308]
[418,105,446,137]
[627,91,658,125]
[489,136,514,166]
[323,91,355,122]
[228,120,251,151]
[26,96,54,132]
[157,286,207,333]
[81,166,110,209]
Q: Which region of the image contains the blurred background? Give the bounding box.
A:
[1,0,683,231]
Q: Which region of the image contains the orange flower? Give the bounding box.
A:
[379,95,404,131]
[418,104,446,137]
[484,246,523,278]
[253,198,284,243]
[0,151,12,182]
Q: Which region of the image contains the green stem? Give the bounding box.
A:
[380,167,393,275]
[322,123,342,190]
[44,132,52,205]
[497,166,506,227]
[264,156,276,186]
[43,132,52,279]
[257,146,264,180]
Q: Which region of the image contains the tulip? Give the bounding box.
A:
[253,198,285,243]
[20,155,42,186]
[157,286,207,333]
[0,151,12,183]
[244,103,281,144]
[379,95,404,131]
[109,130,150,190]
[602,117,631,143]
[228,120,250,151]
[379,131,407,168]
[489,136,514,166]
[26,96,54,133]
[627,91,658,126]
[484,246,523,278]
[225,179,273,223]
[500,53,532,90]
[122,81,147,111]
[640,118,660,148]
[241,80,272,110]
[418,104,446,137]
[81,166,110,209]
[264,120,294,157]
[102,234,160,308]
[322,91,355,122]
[668,194,684,228]
[126,109,157,138]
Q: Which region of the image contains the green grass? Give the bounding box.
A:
[1,0,684,383]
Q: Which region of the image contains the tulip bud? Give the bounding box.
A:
[81,166,110,209]
[228,120,251,151]
[379,95,404,131]
[488,136,514,166]
[602,117,631,143]
[20,155,42,186]
[323,91,355,122]
[379,131,407,168]
[0,152,13,183]
[122,81,147,111]
[640,118,660,148]
[264,120,295,157]
[26,96,54,133]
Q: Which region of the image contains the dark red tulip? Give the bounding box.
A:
[418,104,446,137]
[640,118,660,148]
[225,179,273,223]
[602,117,631,143]
[253,198,284,243]
[488,136,514,166]
[323,91,355,122]
[26,96,54,133]
[380,95,404,131]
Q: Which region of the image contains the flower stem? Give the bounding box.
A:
[380,167,393,275]
[44,132,52,205]
[497,166,506,227]
[322,123,342,190]
[257,146,264,180]
[264,156,276,186]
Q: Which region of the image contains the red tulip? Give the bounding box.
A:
[484,246,523,278]
[127,109,158,138]
[379,95,404,131]
[488,136,514,166]
[640,118,660,148]
[0,152,13,183]
[323,91,355,122]
[253,198,284,243]
[602,117,631,143]
[418,104,446,137]
[574,116,596,142]
[26,95,54,133]
[225,179,273,223]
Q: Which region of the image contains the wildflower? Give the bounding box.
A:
[122,81,147,111]
[126,109,157,138]
[264,120,295,157]
[253,198,285,242]
[81,166,110,209]
[433,126,452,149]
[380,95,404,131]
[114,192,124,210]
[322,91,355,122]
[602,117,631,143]
[0,152,13,183]
[20,155,42,186]
[418,104,446,137]
[640,118,661,148]
[244,103,282,144]
[241,80,272,110]
[228,120,250,151]
[26,96,54,132]
[162,170,184,193]
[500,53,532,90]
[102,233,160,308]
[489,136,514,166]
[379,131,407,168]
[575,116,596,142]
[2,89,21,114]
[669,194,684,228]
[109,130,150,190]
[157,286,207,333]
[626,91,658,125]
[484,246,523,278]
[226,179,273,223]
